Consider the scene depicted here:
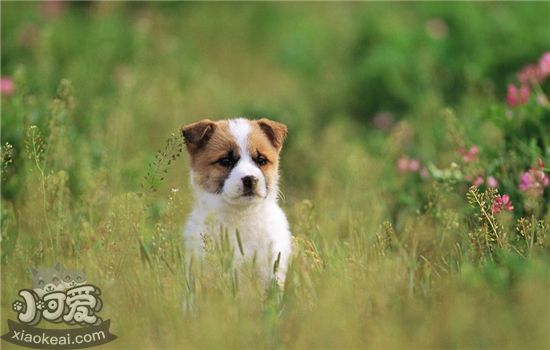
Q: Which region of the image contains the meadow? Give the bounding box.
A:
[1,2,550,349]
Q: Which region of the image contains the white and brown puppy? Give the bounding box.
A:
[182,118,291,287]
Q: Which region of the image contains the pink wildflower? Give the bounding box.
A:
[459,145,479,163]
[472,176,484,187]
[507,84,530,107]
[539,52,550,79]
[520,161,549,197]
[486,176,498,188]
[492,194,514,214]
[396,156,422,174]
[0,77,14,96]
[408,159,420,172]
[397,157,409,173]
[519,85,530,102]
[517,64,542,85]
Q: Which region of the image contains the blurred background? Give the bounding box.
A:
[3,2,548,200]
[1,2,549,349]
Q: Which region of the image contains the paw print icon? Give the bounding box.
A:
[36,300,45,311]
[12,301,24,312]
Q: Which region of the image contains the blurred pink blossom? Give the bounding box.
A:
[396,156,422,174]
[472,176,484,187]
[520,161,549,197]
[539,52,550,78]
[372,111,395,131]
[492,194,514,214]
[517,64,542,85]
[486,176,498,188]
[507,84,530,107]
[0,77,14,96]
[397,157,409,172]
[472,175,498,188]
[458,145,479,162]
[408,159,420,172]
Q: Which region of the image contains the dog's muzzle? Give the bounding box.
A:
[242,176,258,196]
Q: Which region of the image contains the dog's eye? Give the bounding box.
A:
[256,155,268,166]
[217,157,233,167]
[216,151,238,168]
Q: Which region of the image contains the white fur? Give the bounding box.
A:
[222,119,268,203]
[183,119,291,287]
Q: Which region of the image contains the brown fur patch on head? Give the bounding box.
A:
[182,119,217,155]
[182,120,239,194]
[257,118,288,151]
[249,119,287,192]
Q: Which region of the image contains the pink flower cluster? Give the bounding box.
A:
[507,52,550,107]
[492,194,514,214]
[519,160,549,197]
[518,52,550,85]
[472,175,498,188]
[506,84,530,107]
[0,77,14,96]
[458,145,479,163]
[398,157,419,172]
[397,156,428,178]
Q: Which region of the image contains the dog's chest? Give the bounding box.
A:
[188,204,277,254]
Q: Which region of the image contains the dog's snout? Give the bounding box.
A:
[242,176,258,191]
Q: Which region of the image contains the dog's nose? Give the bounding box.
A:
[242,176,258,191]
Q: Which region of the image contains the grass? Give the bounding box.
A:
[1,2,550,349]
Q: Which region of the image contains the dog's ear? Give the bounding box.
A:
[181,119,217,154]
[257,118,288,150]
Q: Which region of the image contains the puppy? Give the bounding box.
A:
[182,118,292,287]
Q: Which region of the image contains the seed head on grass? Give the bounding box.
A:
[142,132,184,194]
[25,125,45,173]
[516,217,547,251]
[0,142,14,182]
[466,186,508,258]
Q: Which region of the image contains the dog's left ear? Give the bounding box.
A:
[181,119,217,154]
[257,118,288,150]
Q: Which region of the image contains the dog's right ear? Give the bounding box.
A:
[181,119,217,154]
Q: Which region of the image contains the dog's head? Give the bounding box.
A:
[182,118,287,206]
